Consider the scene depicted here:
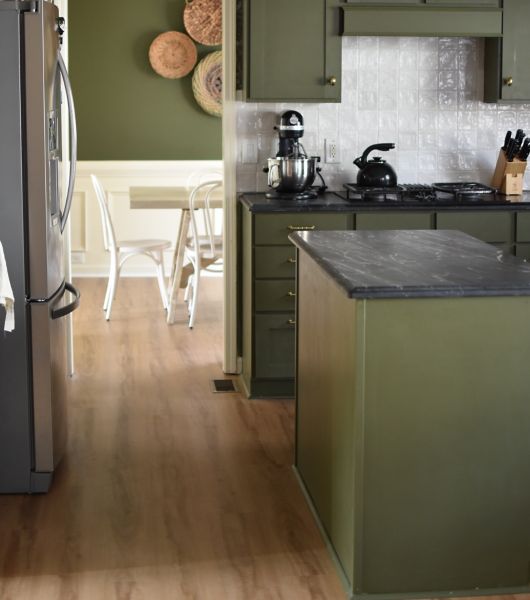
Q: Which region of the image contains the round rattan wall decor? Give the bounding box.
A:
[192,51,222,117]
[183,0,222,47]
[149,31,197,79]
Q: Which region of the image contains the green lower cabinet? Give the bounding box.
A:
[515,244,530,261]
[296,250,530,599]
[239,203,525,399]
[240,206,352,398]
[254,246,296,279]
[254,280,296,312]
[254,313,295,379]
[516,212,530,242]
[356,212,433,231]
[436,211,513,242]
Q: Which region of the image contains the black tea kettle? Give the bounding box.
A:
[354,143,397,187]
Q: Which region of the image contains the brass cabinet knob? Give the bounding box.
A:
[504,76,514,87]
[328,76,337,86]
[286,257,297,264]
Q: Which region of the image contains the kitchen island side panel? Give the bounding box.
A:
[361,296,530,594]
[295,250,358,587]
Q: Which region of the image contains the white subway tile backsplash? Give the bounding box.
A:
[236,36,529,191]
[419,70,438,91]
[438,111,457,130]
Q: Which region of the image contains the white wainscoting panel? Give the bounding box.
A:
[72,160,223,277]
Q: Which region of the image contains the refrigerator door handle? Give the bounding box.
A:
[57,51,77,234]
[51,282,80,320]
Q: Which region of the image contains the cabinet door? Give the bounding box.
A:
[485,21,530,103]
[436,212,512,243]
[499,0,530,101]
[254,314,296,378]
[248,0,341,101]
[516,212,530,242]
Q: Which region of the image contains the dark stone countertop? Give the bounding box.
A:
[289,229,530,299]
[239,191,530,212]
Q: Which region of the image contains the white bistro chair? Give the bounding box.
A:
[184,179,223,328]
[91,174,171,320]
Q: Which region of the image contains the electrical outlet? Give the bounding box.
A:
[325,139,339,163]
[242,140,258,164]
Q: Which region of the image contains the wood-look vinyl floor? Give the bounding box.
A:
[0,277,528,600]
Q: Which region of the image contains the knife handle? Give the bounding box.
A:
[503,130,512,150]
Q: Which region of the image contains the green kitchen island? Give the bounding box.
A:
[289,229,530,600]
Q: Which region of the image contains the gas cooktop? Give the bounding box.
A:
[342,182,509,205]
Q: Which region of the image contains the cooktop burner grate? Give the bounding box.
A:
[432,182,497,199]
[343,182,507,204]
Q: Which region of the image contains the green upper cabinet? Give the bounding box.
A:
[245,0,341,102]
[341,2,502,37]
[484,0,530,102]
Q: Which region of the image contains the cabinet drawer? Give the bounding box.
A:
[356,211,433,230]
[254,213,351,245]
[436,211,513,242]
[516,213,530,242]
[254,314,295,379]
[255,246,296,278]
[255,280,296,312]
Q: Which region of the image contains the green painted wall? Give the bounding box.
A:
[69,0,222,160]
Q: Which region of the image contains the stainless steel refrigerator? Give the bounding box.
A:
[0,0,79,493]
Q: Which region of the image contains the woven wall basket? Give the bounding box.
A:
[184,0,222,47]
[149,31,197,79]
[192,51,222,117]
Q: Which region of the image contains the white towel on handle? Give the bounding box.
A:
[0,241,15,332]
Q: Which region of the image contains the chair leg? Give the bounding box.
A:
[155,251,168,310]
[103,275,112,311]
[103,258,113,311]
[184,275,192,303]
[188,264,201,329]
[105,258,119,321]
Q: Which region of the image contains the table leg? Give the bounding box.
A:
[167,210,190,324]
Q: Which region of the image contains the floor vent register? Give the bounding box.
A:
[210,379,238,393]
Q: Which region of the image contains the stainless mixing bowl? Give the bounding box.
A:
[267,157,317,193]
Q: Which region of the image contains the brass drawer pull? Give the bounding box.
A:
[504,76,514,87]
[287,225,316,231]
[286,291,296,297]
[287,319,296,326]
[286,257,297,264]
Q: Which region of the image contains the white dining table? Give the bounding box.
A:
[129,186,223,324]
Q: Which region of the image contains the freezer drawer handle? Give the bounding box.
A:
[51,282,80,320]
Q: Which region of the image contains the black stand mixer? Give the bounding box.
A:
[264,110,327,200]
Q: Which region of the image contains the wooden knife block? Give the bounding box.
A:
[491,149,527,195]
